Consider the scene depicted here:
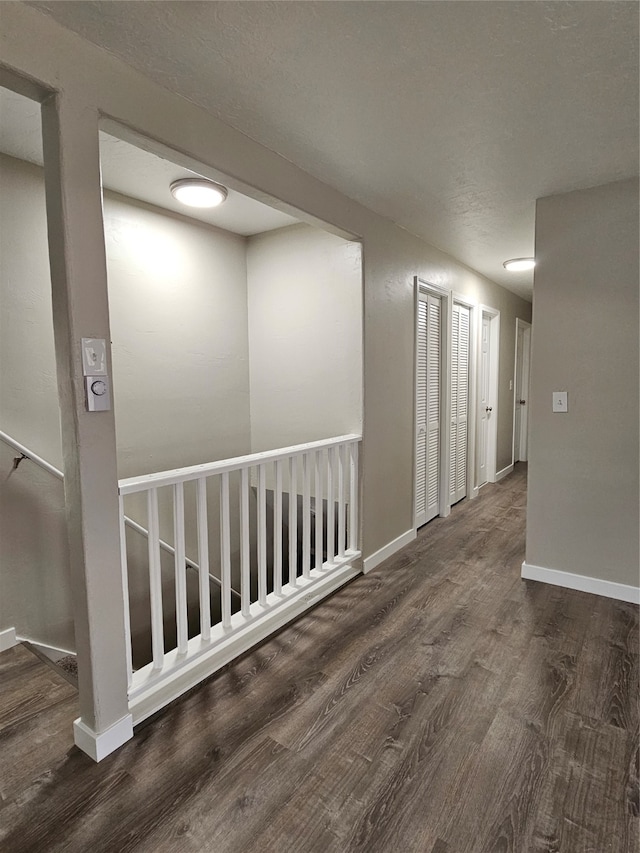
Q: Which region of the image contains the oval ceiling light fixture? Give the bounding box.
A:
[170,178,228,208]
[503,257,536,272]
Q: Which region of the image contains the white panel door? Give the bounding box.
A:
[477,314,491,486]
[450,303,470,504]
[515,325,531,461]
[416,291,441,527]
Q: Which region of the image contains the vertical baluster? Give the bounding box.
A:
[274,460,283,595]
[327,446,336,566]
[257,463,267,605]
[147,488,164,669]
[302,452,311,578]
[349,442,359,552]
[337,444,346,559]
[118,495,133,688]
[173,482,188,654]
[240,467,251,617]
[220,472,232,628]
[314,449,323,571]
[288,455,298,586]
[196,477,212,640]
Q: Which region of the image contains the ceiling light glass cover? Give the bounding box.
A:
[503,257,535,272]
[170,178,228,208]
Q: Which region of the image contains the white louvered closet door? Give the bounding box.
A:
[416,291,441,528]
[450,303,470,505]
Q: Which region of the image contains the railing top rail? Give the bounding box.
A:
[119,434,362,495]
[0,429,64,481]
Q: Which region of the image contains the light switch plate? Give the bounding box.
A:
[81,338,107,376]
[552,391,568,413]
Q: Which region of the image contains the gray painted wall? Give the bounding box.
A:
[104,192,251,478]
[247,224,363,451]
[0,154,73,648]
[526,178,639,587]
[0,155,62,467]
[0,443,73,650]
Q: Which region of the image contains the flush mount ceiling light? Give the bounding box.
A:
[170,178,228,208]
[503,257,536,272]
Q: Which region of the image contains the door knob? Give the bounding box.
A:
[519,399,526,405]
[485,406,492,413]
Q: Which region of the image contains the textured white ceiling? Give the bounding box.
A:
[27,2,640,300]
[0,88,299,236]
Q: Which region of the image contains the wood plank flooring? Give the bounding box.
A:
[0,465,637,852]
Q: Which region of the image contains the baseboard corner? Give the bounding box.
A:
[363,528,416,574]
[521,561,640,605]
[495,463,514,483]
[0,627,17,652]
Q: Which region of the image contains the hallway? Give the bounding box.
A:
[0,466,637,852]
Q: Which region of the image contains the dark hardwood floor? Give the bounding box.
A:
[0,465,637,852]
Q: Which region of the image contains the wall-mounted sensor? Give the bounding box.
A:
[552,391,568,413]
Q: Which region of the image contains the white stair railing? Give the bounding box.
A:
[118,434,362,724]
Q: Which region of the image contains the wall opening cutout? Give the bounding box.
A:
[98,124,363,668]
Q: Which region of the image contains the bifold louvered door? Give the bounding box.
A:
[416,291,441,528]
[450,303,470,505]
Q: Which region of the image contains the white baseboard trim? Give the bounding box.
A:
[0,627,17,652]
[363,528,416,574]
[18,638,76,660]
[74,714,134,762]
[522,562,640,604]
[495,464,514,483]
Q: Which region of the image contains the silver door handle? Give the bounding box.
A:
[485,406,492,413]
[519,399,526,405]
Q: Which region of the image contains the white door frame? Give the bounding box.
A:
[413,277,451,529]
[452,292,479,501]
[511,318,531,464]
[476,305,500,486]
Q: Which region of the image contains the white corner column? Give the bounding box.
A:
[41,93,132,760]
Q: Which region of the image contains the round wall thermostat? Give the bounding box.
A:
[91,379,107,396]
